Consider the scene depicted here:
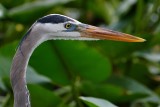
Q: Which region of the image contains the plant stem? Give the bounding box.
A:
[71,77,83,107]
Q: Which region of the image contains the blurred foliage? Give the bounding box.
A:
[0,0,160,107]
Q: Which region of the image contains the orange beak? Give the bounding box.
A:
[78,24,145,42]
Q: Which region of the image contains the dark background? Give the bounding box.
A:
[0,0,160,107]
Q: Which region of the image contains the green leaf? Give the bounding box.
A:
[80,96,117,107]
[26,67,51,84]
[54,41,112,82]
[29,42,70,85]
[81,81,147,103]
[128,62,152,85]
[0,94,10,107]
[134,52,160,63]
[81,81,123,102]
[0,55,11,80]
[7,0,71,23]
[28,84,61,107]
[0,78,6,90]
[94,41,147,59]
[108,76,160,103]
[117,0,137,16]
[0,4,7,19]
[0,41,19,58]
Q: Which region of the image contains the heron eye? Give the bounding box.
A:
[65,23,72,29]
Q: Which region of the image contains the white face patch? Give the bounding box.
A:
[34,23,66,33]
[35,20,81,33]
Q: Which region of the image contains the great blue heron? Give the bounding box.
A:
[10,14,145,107]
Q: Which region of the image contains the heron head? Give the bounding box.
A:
[30,14,145,42]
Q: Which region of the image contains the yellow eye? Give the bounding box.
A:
[65,23,71,29]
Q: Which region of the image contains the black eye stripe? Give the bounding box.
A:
[37,14,74,24]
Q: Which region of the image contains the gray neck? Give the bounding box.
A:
[10,30,46,107]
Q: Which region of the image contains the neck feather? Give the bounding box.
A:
[10,31,46,107]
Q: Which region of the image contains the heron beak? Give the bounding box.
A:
[78,24,145,42]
